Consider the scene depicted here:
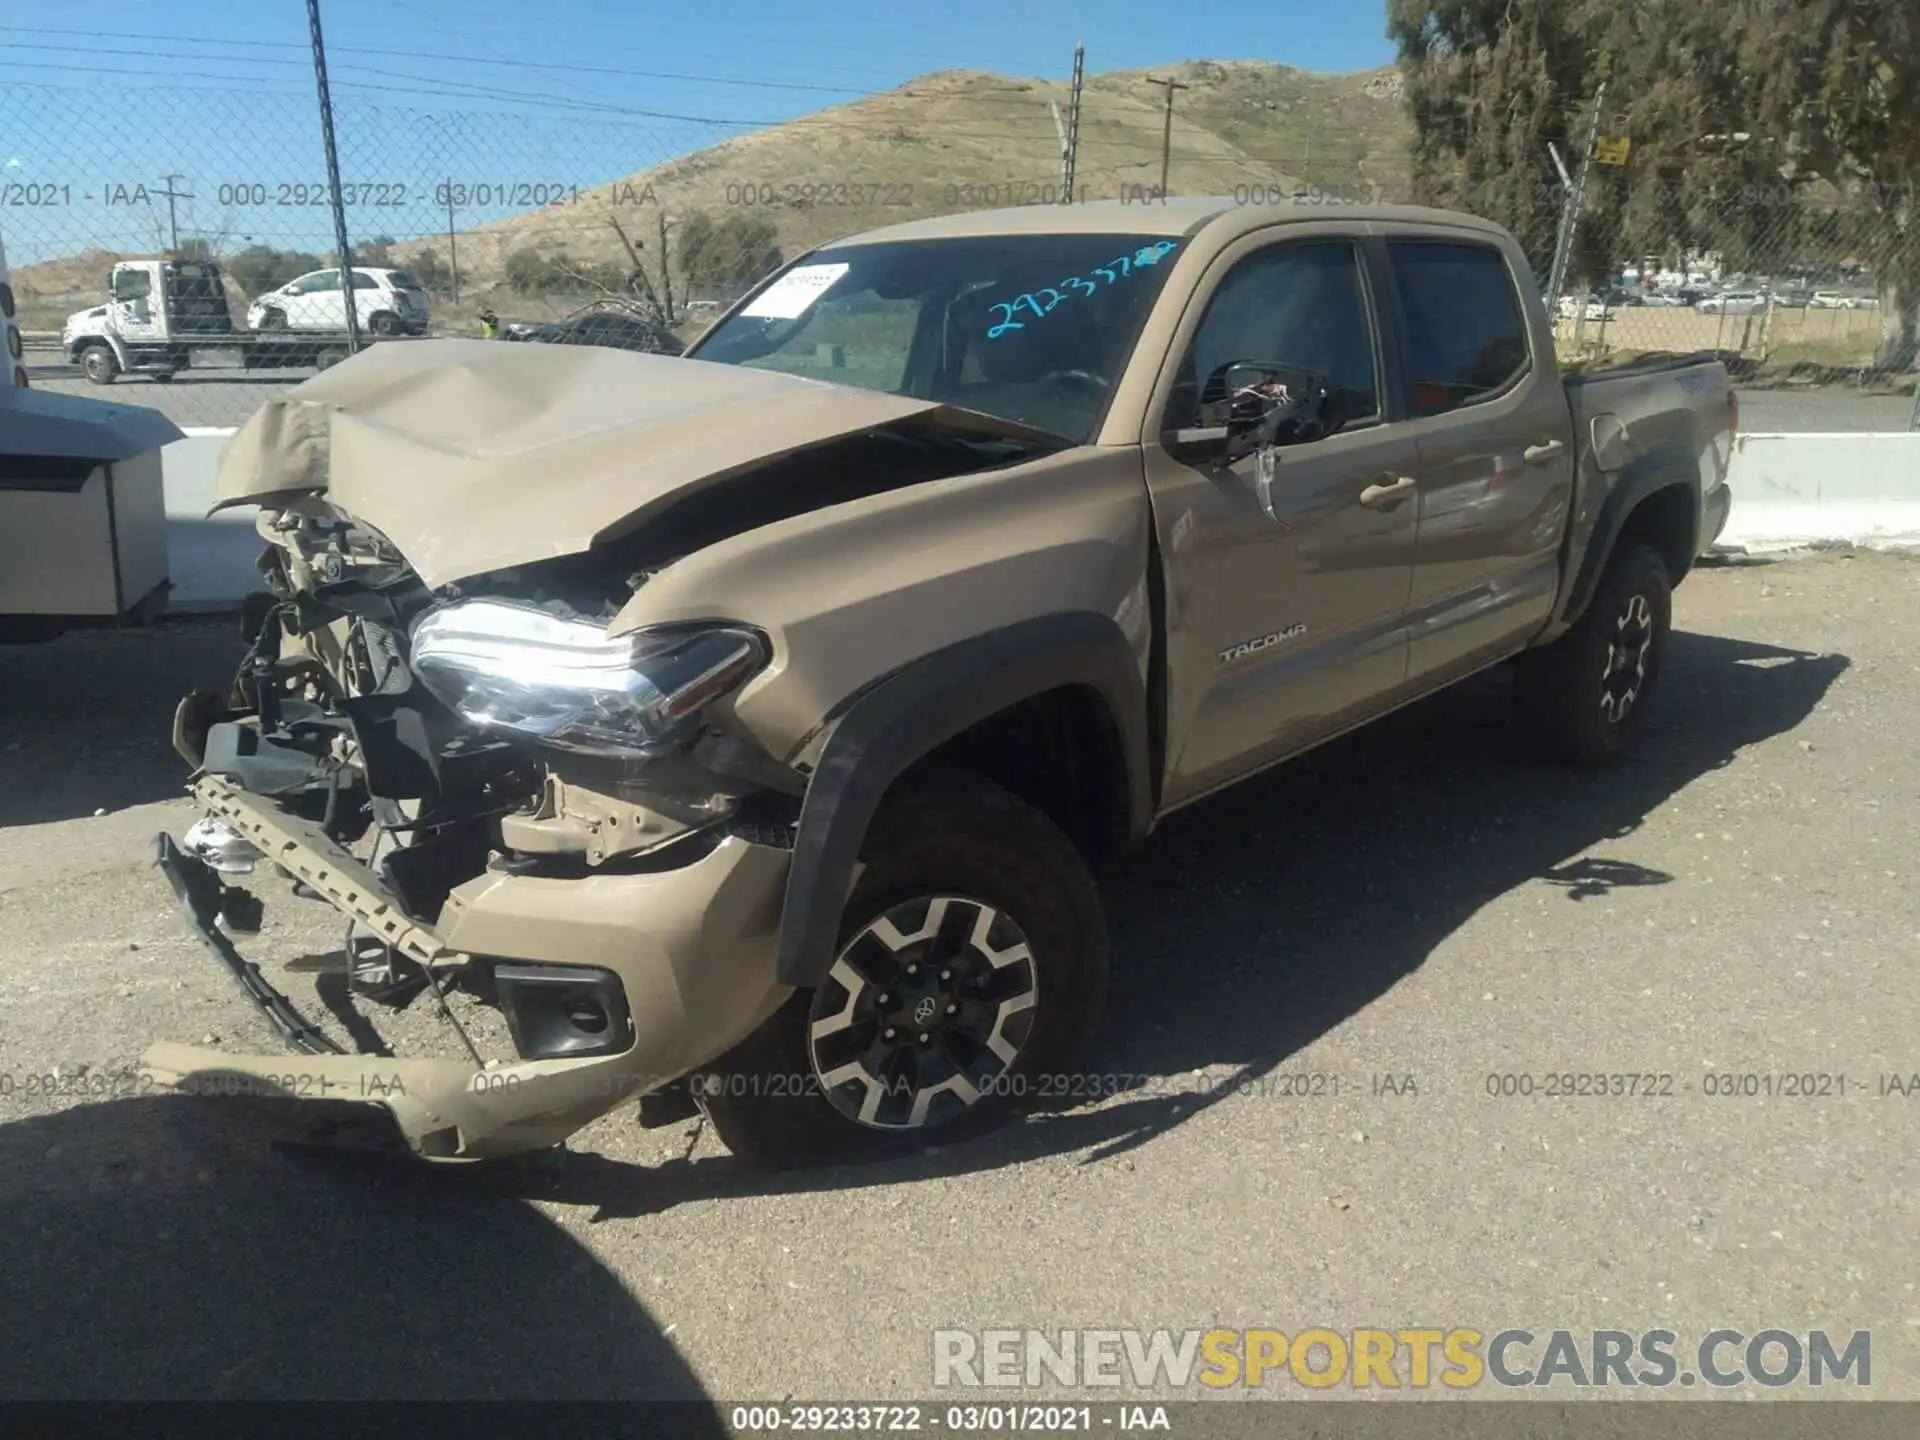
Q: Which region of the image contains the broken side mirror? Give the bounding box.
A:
[1162,361,1346,505]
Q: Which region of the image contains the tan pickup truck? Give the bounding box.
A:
[148,200,1736,1169]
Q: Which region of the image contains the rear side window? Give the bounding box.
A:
[1388,242,1530,416]
[387,271,421,290]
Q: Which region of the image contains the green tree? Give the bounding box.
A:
[225,244,325,296]
[681,212,784,290]
[407,247,452,293]
[677,209,718,288]
[1390,0,1919,367]
[715,213,783,286]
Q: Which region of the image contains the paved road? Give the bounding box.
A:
[24,347,1920,434]
[2,550,1916,1404]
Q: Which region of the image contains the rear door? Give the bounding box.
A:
[1376,231,1576,691]
[1141,227,1419,808]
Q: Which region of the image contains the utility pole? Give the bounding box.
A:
[156,173,192,252]
[444,181,460,304]
[1147,75,1189,201]
[1059,42,1084,203]
[657,209,675,324]
[305,0,362,355]
[1545,80,1606,325]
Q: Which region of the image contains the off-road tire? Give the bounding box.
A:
[694,770,1109,1171]
[78,344,118,385]
[368,311,400,337]
[1515,543,1672,767]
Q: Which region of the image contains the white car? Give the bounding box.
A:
[247,267,430,336]
[1556,293,1611,322]
[1696,291,1765,314]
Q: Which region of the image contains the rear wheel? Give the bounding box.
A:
[1515,543,1672,767]
[694,771,1109,1171]
[79,344,119,384]
[368,311,400,337]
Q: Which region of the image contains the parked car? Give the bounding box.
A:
[1811,291,1879,310]
[503,310,685,355]
[247,267,430,336]
[1697,290,1766,314]
[1556,292,1611,321]
[149,199,1736,1170]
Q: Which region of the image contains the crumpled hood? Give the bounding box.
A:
[212,338,1043,588]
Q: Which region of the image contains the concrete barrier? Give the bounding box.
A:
[162,427,256,612]
[1716,431,1920,554]
[157,426,1920,611]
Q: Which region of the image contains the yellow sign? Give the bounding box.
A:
[1594,136,1632,166]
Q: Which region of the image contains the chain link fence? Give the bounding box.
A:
[4,70,1914,431]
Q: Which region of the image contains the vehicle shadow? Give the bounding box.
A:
[364,627,1847,1216]
[0,617,242,827]
[0,1095,723,1411]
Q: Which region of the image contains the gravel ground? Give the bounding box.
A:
[1,550,1917,1407]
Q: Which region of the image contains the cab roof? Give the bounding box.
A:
[818,197,1510,248]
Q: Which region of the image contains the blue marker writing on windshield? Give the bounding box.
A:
[986,240,1179,339]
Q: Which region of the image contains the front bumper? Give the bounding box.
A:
[145,776,794,1159]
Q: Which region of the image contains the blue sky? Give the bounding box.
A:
[0,0,1396,264]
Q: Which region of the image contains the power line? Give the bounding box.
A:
[0,26,1046,102]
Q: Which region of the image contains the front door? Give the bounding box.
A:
[111,265,163,344]
[286,271,345,330]
[1141,232,1419,809]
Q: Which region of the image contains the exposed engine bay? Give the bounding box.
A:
[172,497,805,1067]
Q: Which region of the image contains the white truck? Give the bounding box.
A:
[60,256,414,385]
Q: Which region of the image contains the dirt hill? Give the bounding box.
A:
[11,60,1411,322]
[420,61,1411,287]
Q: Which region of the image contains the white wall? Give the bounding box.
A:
[162,427,257,612]
[1715,432,1920,554]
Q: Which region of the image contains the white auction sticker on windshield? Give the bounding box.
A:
[741,262,850,320]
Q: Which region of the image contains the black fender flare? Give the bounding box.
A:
[774,612,1152,989]
[1559,450,1701,627]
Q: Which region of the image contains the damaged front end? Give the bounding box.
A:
[150,496,802,1160]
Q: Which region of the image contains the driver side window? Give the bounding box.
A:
[1164,239,1379,432]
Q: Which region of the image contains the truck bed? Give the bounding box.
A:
[1562,350,1737,566]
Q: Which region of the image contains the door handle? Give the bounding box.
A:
[1524,439,1566,464]
[1358,476,1417,508]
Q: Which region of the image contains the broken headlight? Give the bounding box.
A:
[410,599,767,758]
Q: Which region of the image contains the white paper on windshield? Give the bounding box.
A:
[742,262,850,320]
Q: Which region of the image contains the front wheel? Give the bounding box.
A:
[695,771,1109,1171]
[79,344,119,384]
[1515,543,1672,767]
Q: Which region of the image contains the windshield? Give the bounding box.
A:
[689,232,1187,444]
